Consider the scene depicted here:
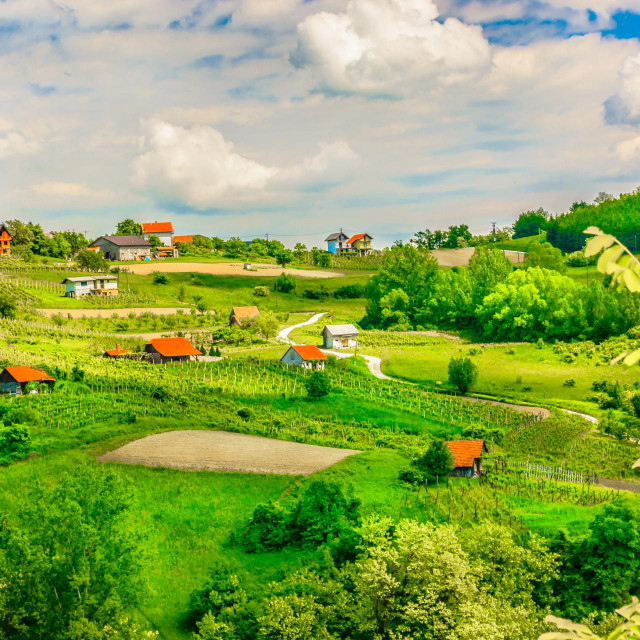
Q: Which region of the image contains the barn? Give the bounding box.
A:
[145,337,202,364]
[0,366,55,395]
[229,306,260,327]
[281,345,327,370]
[444,440,488,477]
[88,235,151,261]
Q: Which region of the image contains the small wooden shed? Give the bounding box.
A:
[145,337,202,364]
[0,366,55,395]
[104,344,131,358]
[444,440,488,477]
[322,324,359,349]
[229,306,260,327]
[281,345,327,370]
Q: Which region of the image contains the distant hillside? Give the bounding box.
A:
[491,232,546,252]
[547,191,640,253]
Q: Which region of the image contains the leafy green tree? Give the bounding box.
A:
[0,465,148,639]
[525,242,567,273]
[76,249,108,272]
[45,233,72,259]
[443,224,472,248]
[275,249,294,268]
[193,613,236,640]
[468,247,513,304]
[414,439,454,479]
[0,423,31,464]
[304,371,331,399]
[293,243,307,261]
[147,234,163,250]
[225,237,247,258]
[115,219,142,235]
[254,313,279,342]
[513,208,549,239]
[275,273,296,293]
[448,356,478,393]
[0,294,17,318]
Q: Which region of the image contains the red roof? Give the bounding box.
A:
[444,440,486,468]
[346,233,371,245]
[141,222,174,234]
[3,366,55,383]
[291,345,327,361]
[105,344,130,357]
[173,235,194,243]
[146,337,202,357]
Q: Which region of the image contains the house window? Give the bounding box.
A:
[81,281,87,286]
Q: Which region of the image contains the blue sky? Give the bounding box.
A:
[0,0,639,246]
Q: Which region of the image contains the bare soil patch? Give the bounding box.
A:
[99,430,359,475]
[124,262,343,278]
[432,248,524,267]
[37,307,189,318]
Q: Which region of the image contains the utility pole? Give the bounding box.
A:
[491,222,496,243]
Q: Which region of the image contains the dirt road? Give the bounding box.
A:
[124,262,343,278]
[432,248,525,267]
[99,430,359,475]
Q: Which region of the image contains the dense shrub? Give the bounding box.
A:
[275,272,296,293]
[413,439,454,480]
[305,371,331,399]
[0,423,31,464]
[253,286,269,297]
[448,356,478,394]
[302,286,330,300]
[152,272,169,285]
[333,283,365,299]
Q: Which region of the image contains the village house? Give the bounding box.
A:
[145,337,202,364]
[141,222,174,246]
[104,344,131,358]
[229,306,260,327]
[281,345,327,370]
[88,236,151,261]
[325,230,349,255]
[173,235,194,244]
[63,275,118,298]
[0,224,12,256]
[345,233,373,256]
[444,440,488,477]
[0,366,55,395]
[322,324,359,349]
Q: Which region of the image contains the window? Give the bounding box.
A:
[81,281,87,286]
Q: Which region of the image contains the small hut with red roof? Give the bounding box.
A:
[444,439,488,477]
[0,366,55,395]
[145,337,202,364]
[281,345,327,370]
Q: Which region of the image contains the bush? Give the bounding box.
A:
[305,371,331,399]
[237,408,252,421]
[413,439,454,480]
[333,283,365,299]
[152,272,169,285]
[275,273,296,294]
[447,357,478,394]
[563,379,576,387]
[302,286,330,300]
[0,423,31,464]
[253,286,269,297]
[0,295,17,319]
[71,364,85,382]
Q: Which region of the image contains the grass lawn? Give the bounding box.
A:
[375,339,640,409]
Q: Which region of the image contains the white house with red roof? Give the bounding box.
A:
[281,345,327,370]
[141,222,174,247]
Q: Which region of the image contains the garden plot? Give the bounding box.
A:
[99,430,359,475]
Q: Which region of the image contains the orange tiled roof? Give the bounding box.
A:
[105,345,130,357]
[173,235,194,243]
[346,233,370,245]
[232,306,260,318]
[147,337,202,357]
[3,366,55,383]
[292,345,327,361]
[444,440,486,468]
[141,222,174,234]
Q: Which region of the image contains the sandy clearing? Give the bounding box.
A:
[99,430,359,475]
[123,262,343,278]
[37,307,190,318]
[432,248,525,267]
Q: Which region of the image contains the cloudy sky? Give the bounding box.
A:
[1,0,639,246]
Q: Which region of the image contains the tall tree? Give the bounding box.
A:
[115,219,142,236]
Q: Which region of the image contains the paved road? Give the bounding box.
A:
[278,312,327,343]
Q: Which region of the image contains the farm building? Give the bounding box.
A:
[322,324,359,349]
[0,224,12,256]
[0,366,55,395]
[230,306,260,327]
[444,440,488,477]
[63,275,118,297]
[325,230,349,255]
[89,236,151,261]
[145,337,202,364]
[281,345,327,370]
[345,233,373,256]
[141,222,174,247]
[174,235,194,244]
[104,344,131,358]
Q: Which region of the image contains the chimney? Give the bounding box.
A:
[116,344,120,351]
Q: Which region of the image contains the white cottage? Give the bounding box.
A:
[280,345,327,370]
[322,324,359,349]
[141,222,174,247]
[63,275,118,297]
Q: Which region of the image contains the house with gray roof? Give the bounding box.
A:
[325,230,349,255]
[322,324,359,349]
[88,235,151,261]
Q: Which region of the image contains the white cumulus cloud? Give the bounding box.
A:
[0,130,39,159]
[291,0,491,96]
[605,53,640,127]
[132,120,359,209]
